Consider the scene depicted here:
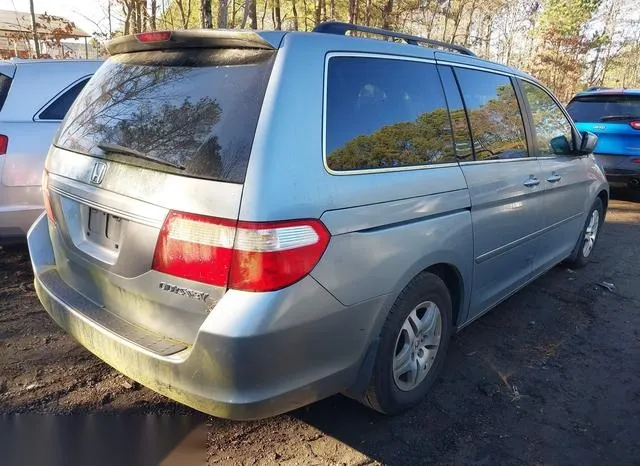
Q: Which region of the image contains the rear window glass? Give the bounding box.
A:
[325,57,455,172]
[0,74,11,112]
[567,95,640,122]
[55,49,275,183]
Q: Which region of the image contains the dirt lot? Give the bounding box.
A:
[1,195,639,465]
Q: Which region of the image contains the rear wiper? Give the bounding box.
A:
[97,143,185,170]
[599,115,638,122]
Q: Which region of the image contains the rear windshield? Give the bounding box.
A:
[0,74,12,112]
[55,49,276,183]
[567,95,640,122]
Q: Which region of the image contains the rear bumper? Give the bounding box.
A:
[28,214,382,420]
[595,154,640,188]
[0,183,44,239]
[602,171,640,189]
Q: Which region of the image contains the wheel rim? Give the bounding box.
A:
[582,210,600,257]
[392,301,442,392]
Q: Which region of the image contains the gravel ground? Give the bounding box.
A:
[1,194,639,465]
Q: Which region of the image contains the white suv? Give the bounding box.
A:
[0,59,101,241]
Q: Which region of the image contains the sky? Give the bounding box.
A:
[0,0,112,35]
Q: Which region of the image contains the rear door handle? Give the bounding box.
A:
[523,176,540,187]
[547,174,562,183]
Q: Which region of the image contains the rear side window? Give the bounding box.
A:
[55,49,276,184]
[521,81,574,156]
[39,78,90,120]
[325,57,455,172]
[567,95,640,122]
[455,69,528,160]
[0,74,11,112]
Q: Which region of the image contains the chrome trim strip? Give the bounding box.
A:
[49,181,165,229]
[45,146,243,219]
[475,212,584,264]
[435,60,518,78]
[459,157,536,166]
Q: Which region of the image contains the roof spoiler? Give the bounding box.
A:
[106,29,284,55]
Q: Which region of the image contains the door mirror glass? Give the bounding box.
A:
[578,131,598,155]
[550,135,572,155]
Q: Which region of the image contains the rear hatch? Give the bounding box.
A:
[567,93,640,157]
[44,31,279,346]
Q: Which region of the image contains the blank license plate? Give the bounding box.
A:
[88,208,122,248]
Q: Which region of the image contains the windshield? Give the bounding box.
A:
[55,48,276,183]
[567,95,640,123]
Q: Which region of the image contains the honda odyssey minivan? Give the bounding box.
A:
[28,23,608,420]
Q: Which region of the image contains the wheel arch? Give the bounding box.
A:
[423,263,464,328]
[345,261,467,403]
[597,189,608,216]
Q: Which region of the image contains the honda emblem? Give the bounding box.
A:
[90,161,107,185]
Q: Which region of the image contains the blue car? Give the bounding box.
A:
[567,88,640,189]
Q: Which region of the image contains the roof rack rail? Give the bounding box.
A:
[312,21,476,57]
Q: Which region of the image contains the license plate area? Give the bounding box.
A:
[87,207,122,250]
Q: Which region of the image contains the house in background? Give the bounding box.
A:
[0,9,101,59]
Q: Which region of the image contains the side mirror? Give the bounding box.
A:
[578,131,598,155]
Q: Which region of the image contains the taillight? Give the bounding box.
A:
[42,171,55,223]
[630,121,640,130]
[229,219,331,291]
[152,211,330,292]
[135,31,172,43]
[632,158,640,164]
[0,134,7,155]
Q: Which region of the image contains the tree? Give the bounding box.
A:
[241,0,258,27]
[150,0,639,91]
[218,0,229,27]
[274,0,282,29]
[150,0,157,30]
[201,0,213,27]
[291,0,299,29]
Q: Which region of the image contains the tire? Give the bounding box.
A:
[362,272,452,415]
[566,198,604,268]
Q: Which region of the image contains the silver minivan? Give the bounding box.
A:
[27,23,608,420]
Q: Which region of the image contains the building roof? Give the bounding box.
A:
[0,9,89,39]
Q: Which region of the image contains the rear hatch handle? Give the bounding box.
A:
[97,143,185,170]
